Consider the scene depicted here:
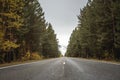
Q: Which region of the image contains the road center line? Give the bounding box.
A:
[63,62,65,65]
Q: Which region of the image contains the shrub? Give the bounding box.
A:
[30,53,42,60]
[21,51,30,61]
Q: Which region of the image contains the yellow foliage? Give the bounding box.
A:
[25,51,31,59]
[0,12,23,29]
[0,13,20,19]
[30,53,42,60]
[22,52,42,61]
[8,21,23,28]
[0,32,4,39]
[0,18,2,22]
[2,40,20,51]
[22,51,31,61]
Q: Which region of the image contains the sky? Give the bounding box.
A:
[39,0,88,55]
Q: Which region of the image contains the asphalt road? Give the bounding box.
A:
[0,57,120,80]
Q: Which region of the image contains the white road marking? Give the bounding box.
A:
[63,62,65,65]
[0,61,41,70]
[63,61,65,75]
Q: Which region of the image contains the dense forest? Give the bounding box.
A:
[66,0,120,60]
[0,0,60,63]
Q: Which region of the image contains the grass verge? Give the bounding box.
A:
[78,57,120,64]
[0,60,42,68]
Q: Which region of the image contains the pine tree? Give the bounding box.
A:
[66,0,120,60]
[42,23,59,58]
[0,0,24,62]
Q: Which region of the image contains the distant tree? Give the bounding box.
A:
[42,23,59,58]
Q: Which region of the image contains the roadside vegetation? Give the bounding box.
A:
[0,0,61,64]
[66,0,120,61]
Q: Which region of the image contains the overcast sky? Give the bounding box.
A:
[39,0,88,54]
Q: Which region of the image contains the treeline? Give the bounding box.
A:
[0,0,60,63]
[66,0,120,60]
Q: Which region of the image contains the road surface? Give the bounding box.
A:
[0,57,120,80]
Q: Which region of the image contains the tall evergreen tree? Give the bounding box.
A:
[0,0,24,62]
[0,0,60,63]
[66,0,120,60]
[42,23,59,58]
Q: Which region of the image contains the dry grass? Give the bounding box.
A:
[78,57,120,64]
